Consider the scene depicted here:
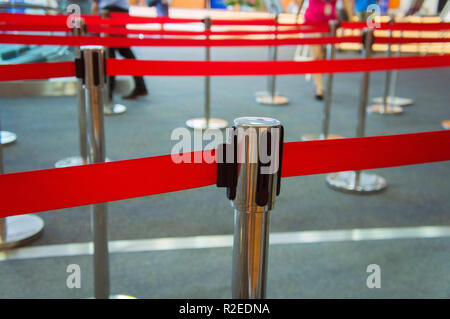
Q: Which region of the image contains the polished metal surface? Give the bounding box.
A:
[230,117,282,299]
[54,156,111,168]
[301,133,343,141]
[367,104,403,115]
[81,45,110,299]
[322,20,338,138]
[255,19,289,106]
[328,29,387,194]
[55,30,90,169]
[185,117,228,130]
[0,215,45,251]
[2,226,450,261]
[232,210,270,299]
[368,28,404,115]
[326,171,387,194]
[372,31,413,108]
[185,17,227,130]
[231,117,282,213]
[0,131,17,145]
[372,96,414,107]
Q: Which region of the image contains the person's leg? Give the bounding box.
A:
[107,48,116,100]
[311,45,324,98]
[117,47,148,98]
[156,0,169,17]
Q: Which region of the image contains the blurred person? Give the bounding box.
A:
[354,0,377,22]
[297,0,354,100]
[92,0,148,100]
[140,0,170,16]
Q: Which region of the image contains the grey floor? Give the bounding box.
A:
[0,45,449,298]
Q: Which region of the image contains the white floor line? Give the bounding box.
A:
[1,226,450,261]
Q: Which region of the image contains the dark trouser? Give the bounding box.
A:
[103,6,147,99]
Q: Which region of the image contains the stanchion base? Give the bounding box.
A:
[367,104,403,115]
[0,131,17,145]
[104,104,127,116]
[88,295,137,299]
[110,295,136,299]
[0,215,44,250]
[301,133,344,141]
[255,93,289,106]
[326,171,387,194]
[441,120,450,130]
[54,156,111,168]
[373,96,413,107]
[186,118,228,130]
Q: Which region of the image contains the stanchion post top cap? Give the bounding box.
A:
[80,45,104,51]
[234,117,280,128]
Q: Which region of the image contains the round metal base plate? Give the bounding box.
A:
[0,215,44,250]
[110,294,136,299]
[104,104,127,116]
[88,295,137,299]
[0,131,17,145]
[373,96,413,107]
[186,118,228,130]
[442,120,450,130]
[255,94,289,106]
[326,171,387,194]
[301,133,344,141]
[367,104,403,115]
[54,156,111,168]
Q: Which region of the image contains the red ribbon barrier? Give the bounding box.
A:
[85,24,329,36]
[0,55,448,83]
[1,12,449,30]
[107,55,450,77]
[0,33,362,47]
[0,131,449,218]
[375,36,450,44]
[0,61,75,82]
[341,21,450,31]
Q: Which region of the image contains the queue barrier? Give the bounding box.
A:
[0,54,448,82]
[1,31,449,298]
[1,12,450,30]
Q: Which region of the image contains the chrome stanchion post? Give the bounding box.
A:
[302,20,343,141]
[0,119,44,251]
[327,29,387,194]
[186,17,228,130]
[217,117,284,298]
[368,20,403,115]
[55,20,90,168]
[101,11,127,116]
[81,46,133,299]
[255,15,289,105]
[379,30,413,107]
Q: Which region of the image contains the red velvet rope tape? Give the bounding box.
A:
[0,33,362,47]
[0,131,449,218]
[341,21,450,31]
[0,32,447,47]
[0,55,448,82]
[375,36,450,44]
[0,61,75,81]
[107,55,450,77]
[1,12,449,30]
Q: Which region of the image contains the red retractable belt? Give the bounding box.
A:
[0,131,449,218]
